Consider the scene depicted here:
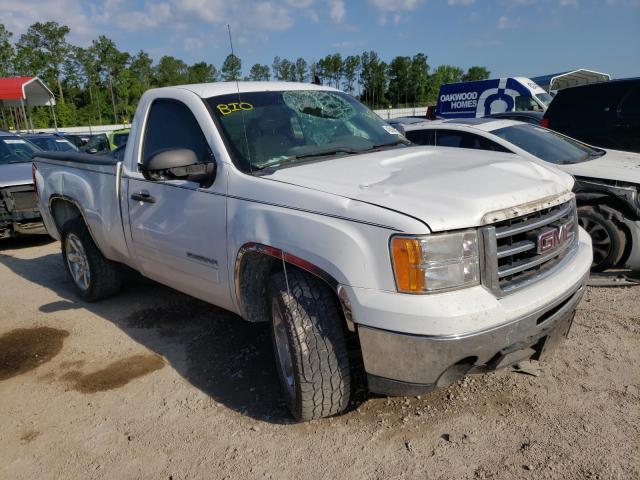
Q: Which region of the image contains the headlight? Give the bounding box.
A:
[390,230,480,294]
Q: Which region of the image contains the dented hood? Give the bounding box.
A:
[561,149,640,184]
[267,146,573,232]
[0,162,34,188]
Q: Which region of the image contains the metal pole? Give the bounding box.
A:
[20,100,30,132]
[50,103,58,132]
[0,106,7,130]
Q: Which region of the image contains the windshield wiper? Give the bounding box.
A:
[369,140,411,150]
[252,147,359,172]
[294,146,360,160]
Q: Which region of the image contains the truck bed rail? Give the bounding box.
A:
[33,151,120,166]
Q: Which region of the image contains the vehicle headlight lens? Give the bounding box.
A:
[391,230,480,293]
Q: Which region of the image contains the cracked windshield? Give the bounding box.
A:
[208,90,409,172]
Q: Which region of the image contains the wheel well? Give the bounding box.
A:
[236,251,281,323]
[576,192,639,222]
[235,248,348,326]
[50,198,84,235]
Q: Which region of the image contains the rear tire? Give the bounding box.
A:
[268,268,351,421]
[578,205,627,272]
[61,218,122,301]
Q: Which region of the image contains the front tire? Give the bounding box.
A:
[268,269,351,421]
[578,205,627,272]
[61,218,122,301]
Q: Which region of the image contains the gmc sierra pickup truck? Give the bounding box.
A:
[33,82,593,421]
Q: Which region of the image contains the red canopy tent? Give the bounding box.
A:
[0,76,57,132]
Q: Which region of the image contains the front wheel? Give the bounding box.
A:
[268,269,351,421]
[578,205,627,272]
[61,218,122,301]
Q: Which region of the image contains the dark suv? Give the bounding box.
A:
[542,78,640,153]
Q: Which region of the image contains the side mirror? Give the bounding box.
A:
[142,148,216,188]
[86,148,98,154]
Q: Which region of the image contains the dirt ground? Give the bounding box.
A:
[0,237,638,480]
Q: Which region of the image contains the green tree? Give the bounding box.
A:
[294,57,308,82]
[73,46,103,125]
[409,53,430,105]
[155,55,188,86]
[387,56,412,107]
[221,53,242,81]
[359,51,387,108]
[248,64,270,81]
[188,62,218,83]
[91,36,130,123]
[271,56,282,80]
[342,55,360,94]
[130,51,154,92]
[429,65,464,102]
[0,24,14,76]
[463,66,490,82]
[15,21,71,101]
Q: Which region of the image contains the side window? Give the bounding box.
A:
[142,99,211,166]
[405,129,434,145]
[435,130,510,153]
[477,137,511,153]
[435,130,468,148]
[514,96,540,111]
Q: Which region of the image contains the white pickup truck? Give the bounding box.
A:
[33,82,593,421]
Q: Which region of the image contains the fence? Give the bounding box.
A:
[373,107,430,119]
[13,124,131,135]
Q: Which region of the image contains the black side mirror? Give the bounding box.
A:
[143,148,216,188]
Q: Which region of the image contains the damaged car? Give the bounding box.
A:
[0,131,47,239]
[399,118,640,271]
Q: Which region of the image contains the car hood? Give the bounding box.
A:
[266,146,572,231]
[0,162,33,188]
[560,149,640,184]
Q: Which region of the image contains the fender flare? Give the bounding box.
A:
[48,194,99,245]
[234,242,355,330]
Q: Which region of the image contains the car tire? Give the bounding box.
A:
[61,218,122,301]
[577,205,627,272]
[268,268,350,421]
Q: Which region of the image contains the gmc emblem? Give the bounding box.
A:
[537,222,574,254]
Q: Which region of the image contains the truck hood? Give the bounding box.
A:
[0,162,33,188]
[266,146,572,231]
[561,149,640,184]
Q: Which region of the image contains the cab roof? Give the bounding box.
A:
[150,81,338,99]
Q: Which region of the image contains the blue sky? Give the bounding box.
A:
[2,0,639,79]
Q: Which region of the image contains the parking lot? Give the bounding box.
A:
[0,237,637,480]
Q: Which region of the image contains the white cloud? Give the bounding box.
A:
[447,0,475,5]
[497,14,522,29]
[369,0,420,12]
[559,0,578,5]
[0,0,94,41]
[329,0,346,22]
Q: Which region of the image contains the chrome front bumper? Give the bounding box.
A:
[359,273,588,396]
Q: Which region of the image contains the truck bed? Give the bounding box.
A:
[33,152,130,264]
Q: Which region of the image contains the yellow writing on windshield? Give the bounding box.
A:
[217,102,254,116]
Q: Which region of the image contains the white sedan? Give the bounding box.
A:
[400,118,640,272]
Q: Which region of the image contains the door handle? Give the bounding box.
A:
[131,191,156,203]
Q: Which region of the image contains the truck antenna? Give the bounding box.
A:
[227,23,252,170]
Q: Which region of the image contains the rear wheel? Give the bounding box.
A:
[268,268,350,421]
[61,218,122,301]
[578,205,627,272]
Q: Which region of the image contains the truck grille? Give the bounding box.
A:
[481,199,579,296]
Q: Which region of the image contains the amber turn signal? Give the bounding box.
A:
[391,237,425,293]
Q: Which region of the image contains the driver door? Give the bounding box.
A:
[126,98,229,305]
